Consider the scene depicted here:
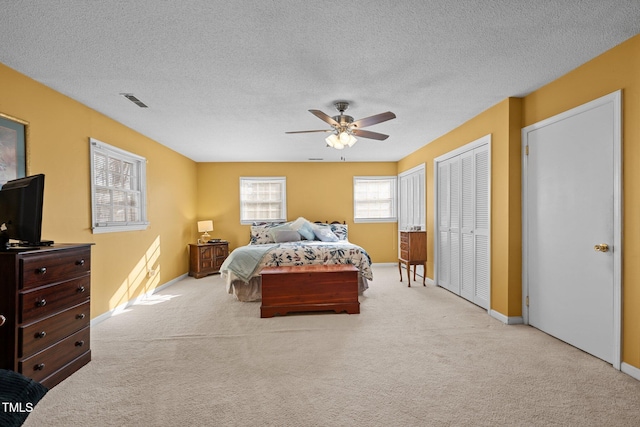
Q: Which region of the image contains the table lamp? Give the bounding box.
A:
[197,220,213,242]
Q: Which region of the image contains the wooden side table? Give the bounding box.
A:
[398,231,426,287]
[189,242,228,278]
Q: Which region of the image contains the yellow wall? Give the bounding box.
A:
[0,63,198,318]
[196,162,398,262]
[397,34,640,370]
[3,31,640,371]
[397,98,523,317]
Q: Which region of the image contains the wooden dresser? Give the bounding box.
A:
[189,242,228,278]
[0,244,92,388]
[398,231,427,287]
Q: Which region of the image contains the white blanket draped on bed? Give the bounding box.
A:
[221,240,373,302]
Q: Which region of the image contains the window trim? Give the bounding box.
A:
[239,176,287,225]
[353,176,398,223]
[89,138,149,234]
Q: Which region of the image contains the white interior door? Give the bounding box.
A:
[523,91,621,366]
[472,147,490,308]
[435,135,491,309]
[437,160,452,292]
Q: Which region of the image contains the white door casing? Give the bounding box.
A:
[522,90,621,368]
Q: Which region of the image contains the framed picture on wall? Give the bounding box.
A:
[0,113,27,186]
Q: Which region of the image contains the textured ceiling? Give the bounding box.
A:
[1,1,639,162]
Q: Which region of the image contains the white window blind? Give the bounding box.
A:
[90,138,148,233]
[353,176,397,223]
[240,177,287,224]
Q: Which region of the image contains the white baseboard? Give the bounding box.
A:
[490,310,524,325]
[90,273,188,327]
[622,362,640,381]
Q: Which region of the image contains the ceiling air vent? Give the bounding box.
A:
[120,93,148,108]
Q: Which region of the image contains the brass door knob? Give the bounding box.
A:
[594,243,609,252]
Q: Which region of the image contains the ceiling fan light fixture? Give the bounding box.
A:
[287,101,394,150]
[325,134,339,147]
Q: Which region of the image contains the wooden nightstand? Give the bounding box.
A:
[189,242,228,278]
[398,231,426,287]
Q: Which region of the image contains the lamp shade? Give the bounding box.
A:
[325,134,339,147]
[326,132,355,150]
[198,220,213,232]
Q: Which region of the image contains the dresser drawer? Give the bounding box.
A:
[19,326,90,383]
[20,275,90,323]
[19,301,90,358]
[400,241,409,251]
[21,247,91,290]
[400,249,410,261]
[400,233,409,244]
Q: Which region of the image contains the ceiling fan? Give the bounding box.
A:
[286,101,396,149]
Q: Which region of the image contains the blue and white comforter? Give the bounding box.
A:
[221,240,373,301]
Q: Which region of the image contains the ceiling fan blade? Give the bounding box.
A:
[285,129,333,134]
[351,129,389,141]
[309,109,340,127]
[351,111,396,128]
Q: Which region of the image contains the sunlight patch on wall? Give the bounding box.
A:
[109,235,162,312]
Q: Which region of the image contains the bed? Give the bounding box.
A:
[220,218,373,302]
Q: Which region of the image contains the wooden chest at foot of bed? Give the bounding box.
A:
[260,265,360,318]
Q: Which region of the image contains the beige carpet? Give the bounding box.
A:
[24,265,640,426]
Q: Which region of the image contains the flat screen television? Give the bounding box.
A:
[0,173,45,250]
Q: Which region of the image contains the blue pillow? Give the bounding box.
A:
[314,227,339,242]
[297,222,315,240]
[290,217,315,240]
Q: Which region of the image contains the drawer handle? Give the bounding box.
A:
[76,259,85,266]
[76,313,86,320]
[35,299,47,307]
[34,363,45,371]
[75,340,85,347]
[77,286,85,293]
[35,331,46,339]
[36,267,47,275]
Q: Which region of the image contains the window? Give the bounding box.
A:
[353,176,397,223]
[89,138,148,233]
[240,177,286,224]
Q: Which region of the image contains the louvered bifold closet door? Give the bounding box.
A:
[460,151,475,302]
[437,161,451,291]
[399,177,409,232]
[435,138,490,310]
[473,147,490,309]
[448,158,461,295]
